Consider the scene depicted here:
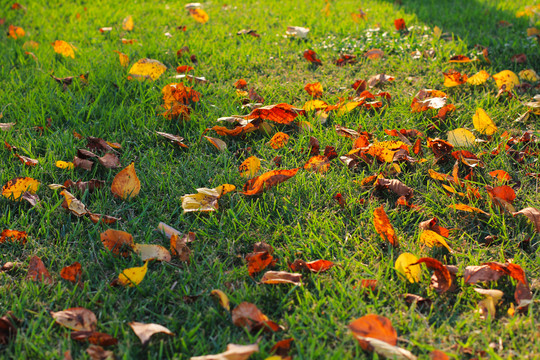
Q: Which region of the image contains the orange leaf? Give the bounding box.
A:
[8,25,25,39]
[289,259,334,273]
[122,15,134,31]
[304,82,323,97]
[111,162,141,200]
[0,229,27,244]
[260,271,302,285]
[303,49,322,65]
[2,177,40,201]
[443,69,468,87]
[349,314,397,351]
[234,79,247,89]
[448,203,489,215]
[189,8,209,24]
[364,48,384,60]
[231,302,281,333]
[268,132,290,149]
[246,251,274,276]
[489,170,511,182]
[242,168,299,195]
[245,103,304,124]
[373,206,399,247]
[204,136,227,151]
[486,185,516,203]
[162,83,200,107]
[71,331,118,346]
[449,55,474,63]
[60,262,82,283]
[304,155,330,173]
[100,229,134,257]
[27,255,53,284]
[176,65,194,73]
[410,257,452,293]
[483,262,527,285]
[418,217,449,237]
[52,40,75,58]
[394,18,406,31]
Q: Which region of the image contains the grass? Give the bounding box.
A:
[1,0,540,358]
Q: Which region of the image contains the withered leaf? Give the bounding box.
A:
[86,345,114,360]
[0,312,18,345]
[411,257,452,293]
[0,229,27,244]
[349,314,397,351]
[60,190,88,217]
[191,343,259,360]
[289,259,334,273]
[73,156,94,171]
[64,179,105,193]
[373,206,399,248]
[156,131,188,148]
[376,178,413,199]
[246,251,275,276]
[245,103,304,124]
[513,207,540,232]
[71,331,118,346]
[27,255,53,284]
[242,168,299,196]
[129,322,174,345]
[260,271,302,285]
[303,49,322,65]
[98,153,121,169]
[51,308,97,331]
[418,217,449,238]
[60,262,82,284]
[100,229,134,257]
[463,265,503,284]
[111,163,141,200]
[231,302,282,333]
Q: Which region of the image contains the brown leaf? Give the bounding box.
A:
[304,155,330,173]
[403,294,432,310]
[87,213,120,225]
[483,262,527,285]
[349,314,397,351]
[231,302,281,333]
[242,168,299,196]
[513,207,540,232]
[100,229,134,257]
[411,257,452,293]
[373,206,399,247]
[0,312,18,345]
[98,153,121,169]
[260,271,302,285]
[204,136,227,151]
[27,255,53,284]
[156,131,188,148]
[334,54,356,66]
[170,233,194,262]
[271,338,293,357]
[60,262,82,284]
[14,153,38,166]
[376,178,413,199]
[73,156,94,171]
[367,73,395,87]
[463,265,503,284]
[86,345,114,360]
[129,322,174,345]
[246,251,275,276]
[268,132,290,149]
[51,308,97,331]
[71,331,118,346]
[87,137,115,153]
[111,163,141,200]
[64,179,105,192]
[430,350,450,360]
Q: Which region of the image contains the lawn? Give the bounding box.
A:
[1,0,540,359]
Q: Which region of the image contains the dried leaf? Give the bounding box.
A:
[472,108,497,136]
[113,50,129,67]
[129,321,174,345]
[349,314,397,351]
[492,70,519,90]
[191,343,259,360]
[170,233,193,262]
[373,206,399,247]
[0,229,27,244]
[242,168,299,195]
[128,59,167,81]
[447,128,476,147]
[260,271,302,285]
[289,259,334,273]
[56,160,74,169]
[122,15,134,31]
[467,70,490,85]
[71,331,118,346]
[394,18,406,31]
[448,204,489,216]
[51,308,97,331]
[2,177,40,200]
[304,82,323,97]
[364,48,384,60]
[303,49,322,65]
[231,302,281,333]
[443,69,468,87]
[100,229,134,257]
[98,153,121,169]
[204,136,227,151]
[210,290,230,311]
[60,262,82,283]
[513,207,540,232]
[111,163,141,200]
[376,178,413,199]
[181,187,220,213]
[239,156,261,177]
[132,244,171,262]
[27,255,53,284]
[86,345,114,360]
[395,253,421,283]
[410,257,452,293]
[0,312,18,345]
[286,26,309,38]
[268,132,290,149]
[419,230,453,252]
[246,251,274,276]
[60,190,88,217]
[418,217,449,237]
[189,8,209,24]
[463,265,503,284]
[245,103,304,124]
[156,131,188,148]
[304,155,330,173]
[118,261,148,287]
[475,288,503,319]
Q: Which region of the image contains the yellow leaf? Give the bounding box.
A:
[419,230,453,252]
[448,203,490,216]
[118,261,148,287]
[210,289,230,311]
[472,108,497,136]
[55,160,74,169]
[52,40,75,58]
[190,9,209,23]
[2,177,40,200]
[214,184,236,197]
[519,69,539,82]
[492,70,519,90]
[303,100,328,111]
[239,156,261,178]
[60,190,88,217]
[474,288,503,319]
[132,244,171,262]
[111,162,141,200]
[466,70,490,85]
[122,15,134,31]
[395,253,421,283]
[181,188,220,213]
[447,128,476,147]
[113,50,129,67]
[128,58,167,81]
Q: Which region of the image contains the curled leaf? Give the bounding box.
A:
[349,314,397,351]
[231,302,281,333]
[242,168,299,196]
[129,322,174,345]
[51,308,97,331]
[410,257,452,293]
[373,206,398,247]
[260,271,302,285]
[132,244,171,262]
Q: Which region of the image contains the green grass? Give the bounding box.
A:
[1,0,540,359]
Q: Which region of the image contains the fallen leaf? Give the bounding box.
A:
[239,156,261,177]
[430,350,450,360]
[2,177,40,201]
[56,160,74,169]
[443,69,468,87]
[242,168,299,195]
[467,70,490,85]
[190,8,209,24]
[373,206,399,247]
[122,15,134,31]
[8,25,25,39]
[51,308,97,331]
[463,265,504,284]
[418,217,449,237]
[304,82,323,97]
[449,55,474,63]
[191,343,259,360]
[52,40,75,58]
[113,50,129,67]
[129,322,174,345]
[268,132,290,149]
[304,155,330,173]
[489,170,511,182]
[231,302,281,333]
[86,345,114,360]
[60,190,88,217]
[156,131,188,148]
[0,229,27,244]
[519,69,539,82]
[246,251,275,276]
[27,255,53,284]
[289,259,334,273]
[410,257,452,293]
[132,244,171,262]
[475,288,503,319]
[234,79,247,89]
[349,314,397,351]
[204,136,227,151]
[375,178,413,199]
[111,163,141,200]
[271,338,293,358]
[303,49,322,65]
[245,103,304,124]
[472,108,497,136]
[64,179,105,193]
[128,59,167,81]
[118,261,148,287]
[71,331,118,346]
[176,65,194,73]
[98,153,121,169]
[0,312,18,345]
[492,70,519,90]
[100,229,134,257]
[260,271,302,285]
[210,290,230,311]
[286,26,309,38]
[364,48,384,60]
[0,123,16,131]
[447,128,476,147]
[170,232,193,262]
[419,230,453,252]
[513,207,540,232]
[394,18,406,31]
[395,253,421,283]
[367,73,395,87]
[60,262,82,283]
[181,187,220,213]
